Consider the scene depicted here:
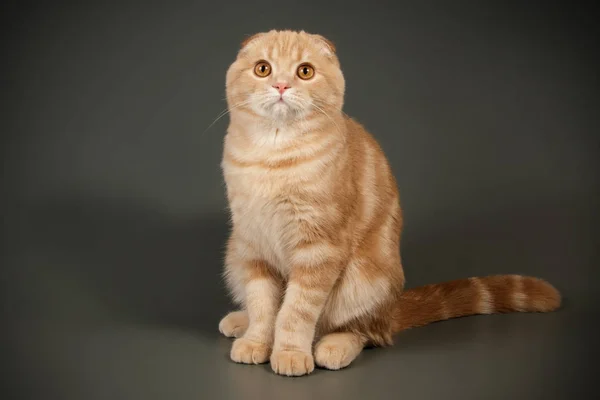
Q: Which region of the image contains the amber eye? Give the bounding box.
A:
[297,64,315,80]
[254,61,271,77]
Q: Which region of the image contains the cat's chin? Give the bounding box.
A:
[266,102,298,121]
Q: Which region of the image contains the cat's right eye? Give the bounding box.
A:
[254,61,271,77]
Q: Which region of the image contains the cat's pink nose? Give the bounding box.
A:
[273,82,291,95]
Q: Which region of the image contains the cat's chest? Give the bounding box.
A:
[224,168,303,269]
[221,133,332,269]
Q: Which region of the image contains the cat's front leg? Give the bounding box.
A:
[229,259,282,365]
[270,244,344,376]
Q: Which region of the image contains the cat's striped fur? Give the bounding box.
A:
[218,30,561,376]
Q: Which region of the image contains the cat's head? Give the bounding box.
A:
[225,30,345,124]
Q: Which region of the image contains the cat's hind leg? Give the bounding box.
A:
[219,310,249,338]
[314,331,366,370]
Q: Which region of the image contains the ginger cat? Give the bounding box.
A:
[218,30,561,377]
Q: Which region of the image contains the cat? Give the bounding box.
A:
[218,30,561,377]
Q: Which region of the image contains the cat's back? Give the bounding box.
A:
[341,116,402,250]
[344,116,399,199]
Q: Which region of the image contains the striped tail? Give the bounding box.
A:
[393,275,561,332]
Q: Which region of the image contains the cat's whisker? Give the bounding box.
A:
[202,99,252,134]
[315,98,352,120]
[311,102,342,135]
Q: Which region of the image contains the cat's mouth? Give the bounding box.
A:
[261,92,304,119]
[273,96,290,107]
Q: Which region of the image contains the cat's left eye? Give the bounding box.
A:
[297,64,315,80]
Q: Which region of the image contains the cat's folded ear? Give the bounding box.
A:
[240,32,266,51]
[312,34,337,57]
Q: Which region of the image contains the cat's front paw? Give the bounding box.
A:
[230,337,271,364]
[270,350,314,377]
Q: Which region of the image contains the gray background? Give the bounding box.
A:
[2,1,598,399]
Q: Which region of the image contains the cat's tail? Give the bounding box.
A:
[392,275,561,333]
